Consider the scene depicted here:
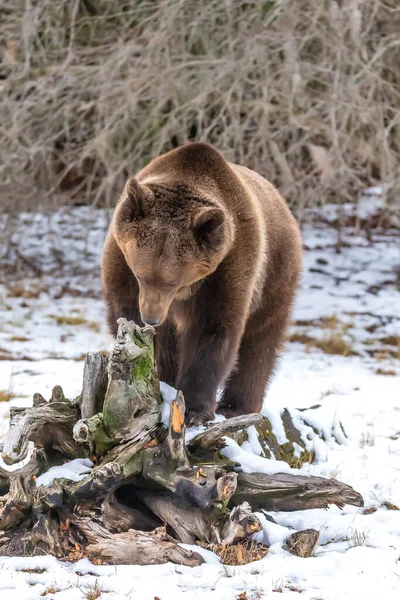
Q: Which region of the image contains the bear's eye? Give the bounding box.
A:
[165,282,177,289]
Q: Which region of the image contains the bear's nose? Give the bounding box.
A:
[142,316,161,326]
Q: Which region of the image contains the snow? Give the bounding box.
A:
[0,201,399,599]
[35,459,93,488]
[241,425,264,456]
[221,437,294,474]
[160,380,179,427]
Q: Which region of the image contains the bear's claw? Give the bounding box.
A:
[185,408,215,428]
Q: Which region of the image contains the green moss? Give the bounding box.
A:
[84,413,115,455]
[127,328,156,383]
[188,448,238,471]
[132,328,154,351]
[131,352,154,381]
[232,429,249,446]
[255,412,316,468]
[255,418,281,459]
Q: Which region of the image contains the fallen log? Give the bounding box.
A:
[0,318,363,565]
[233,472,363,511]
[79,521,205,567]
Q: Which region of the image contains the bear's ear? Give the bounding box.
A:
[192,206,225,249]
[119,177,145,222]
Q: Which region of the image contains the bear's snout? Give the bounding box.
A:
[141,315,161,327]
[139,287,174,328]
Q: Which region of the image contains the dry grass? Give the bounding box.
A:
[363,503,400,514]
[53,315,88,326]
[289,330,357,356]
[349,528,369,547]
[376,367,396,376]
[289,312,361,356]
[363,506,378,515]
[371,349,399,360]
[1,1,400,214]
[6,284,42,299]
[53,315,100,331]
[40,585,60,596]
[0,389,17,402]
[367,336,400,360]
[20,567,47,574]
[379,335,400,346]
[273,581,305,594]
[382,501,399,510]
[213,540,268,565]
[82,583,102,600]
[314,331,357,356]
[288,332,316,345]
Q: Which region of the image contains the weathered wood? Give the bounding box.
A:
[284,528,320,557]
[0,452,40,531]
[101,434,150,479]
[136,491,211,544]
[139,469,239,542]
[142,392,236,513]
[73,414,114,454]
[102,489,161,532]
[128,392,250,545]
[188,409,321,472]
[0,474,33,531]
[166,390,191,470]
[1,386,81,465]
[31,509,68,557]
[77,520,205,566]
[220,502,263,545]
[0,466,9,495]
[63,461,123,501]
[80,352,108,419]
[137,398,263,545]
[137,491,263,547]
[233,472,364,511]
[0,318,365,565]
[73,319,160,454]
[188,413,265,451]
[103,319,160,441]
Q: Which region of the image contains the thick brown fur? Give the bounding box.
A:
[101,142,302,426]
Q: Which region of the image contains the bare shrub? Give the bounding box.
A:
[349,527,369,547]
[0,0,399,214]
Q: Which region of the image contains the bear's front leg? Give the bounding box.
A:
[177,324,242,427]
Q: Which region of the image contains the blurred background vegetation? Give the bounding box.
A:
[0,0,399,216]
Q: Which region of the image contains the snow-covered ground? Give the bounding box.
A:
[0,197,399,599]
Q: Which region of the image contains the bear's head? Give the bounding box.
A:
[113,177,234,326]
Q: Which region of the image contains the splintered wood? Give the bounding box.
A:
[0,318,363,564]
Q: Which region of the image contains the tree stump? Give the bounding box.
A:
[0,319,363,565]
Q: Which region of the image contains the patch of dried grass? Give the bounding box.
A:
[19,567,47,574]
[382,501,399,511]
[314,332,357,357]
[289,330,357,356]
[213,539,268,565]
[0,389,17,402]
[40,585,60,596]
[349,528,369,548]
[53,315,100,330]
[376,368,396,376]
[1,1,399,214]
[82,583,102,600]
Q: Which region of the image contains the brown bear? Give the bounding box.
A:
[101,142,302,426]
